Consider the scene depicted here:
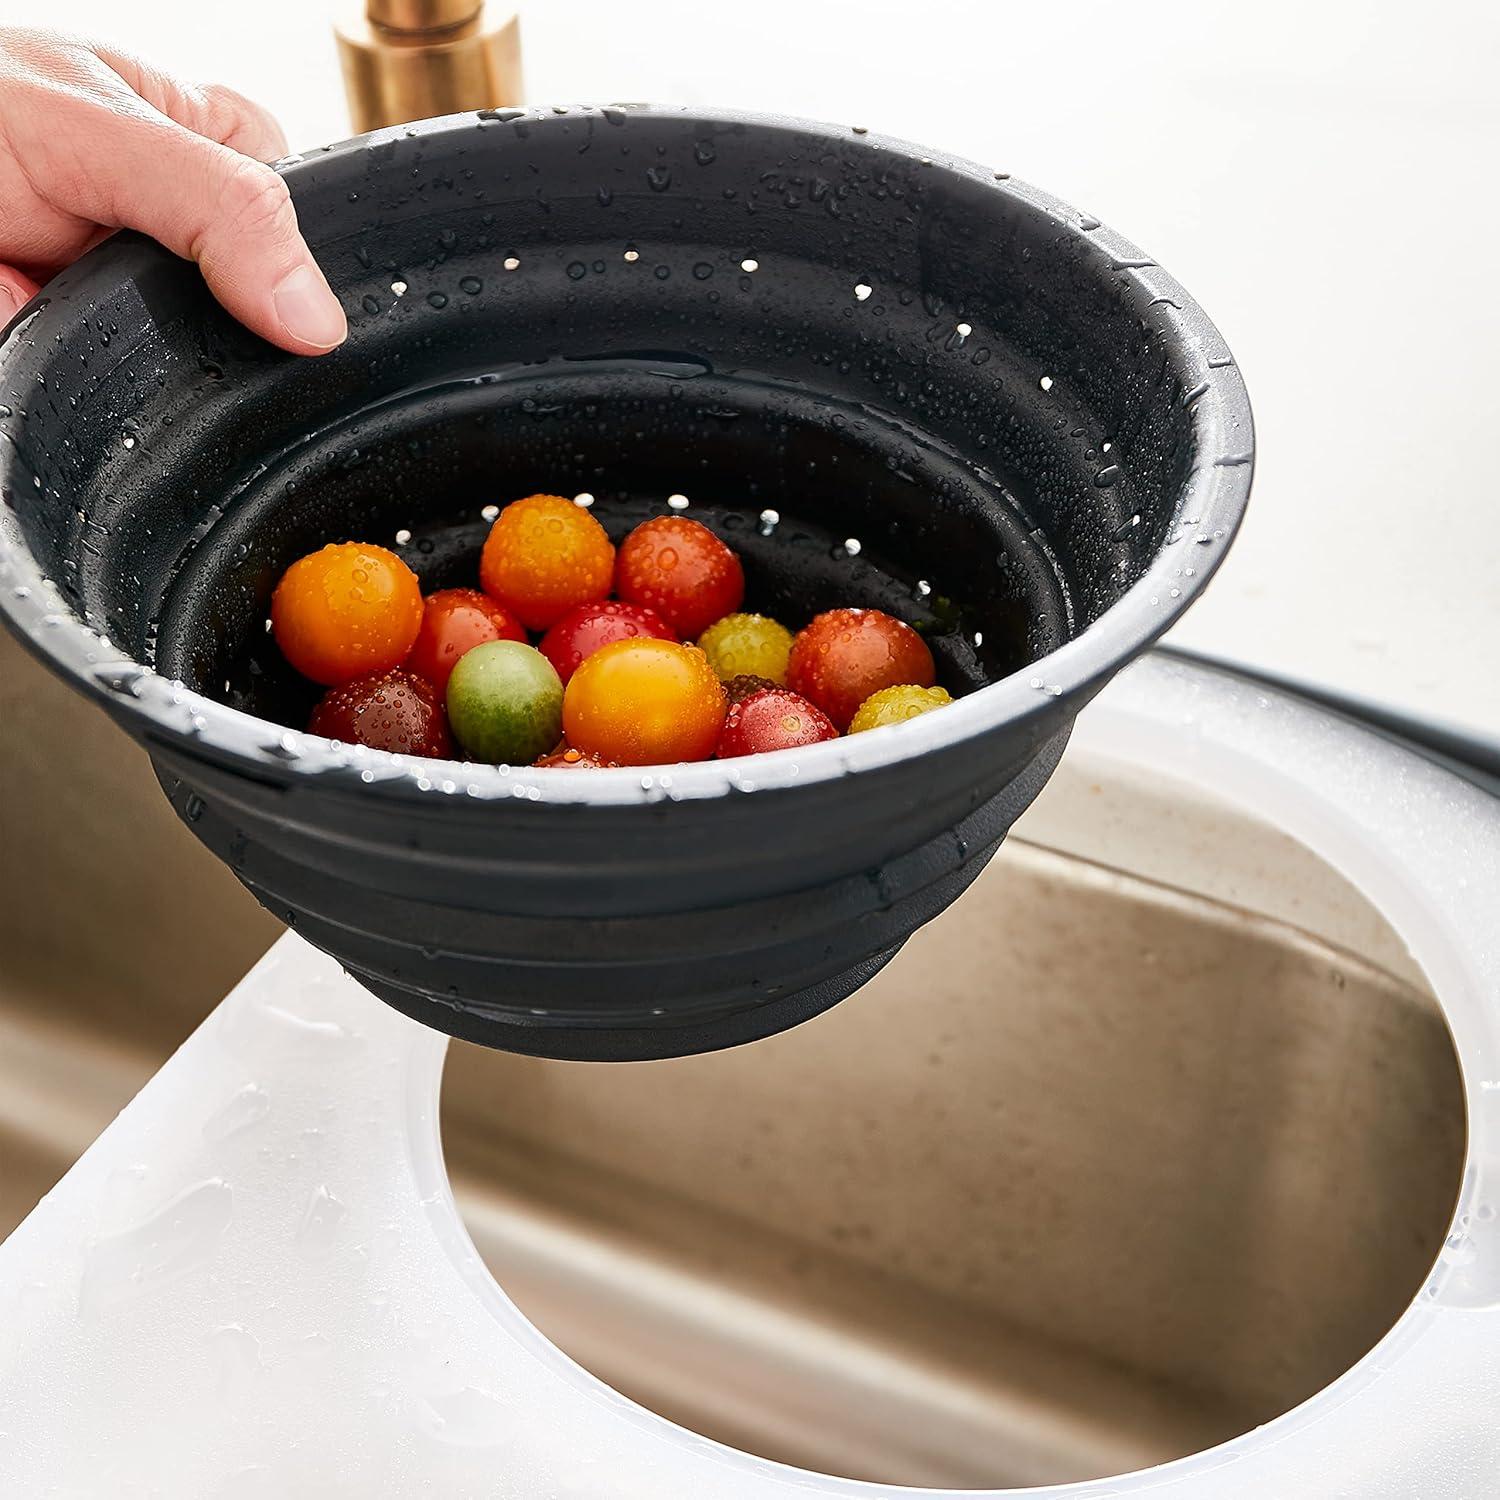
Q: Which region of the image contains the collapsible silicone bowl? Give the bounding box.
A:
[0,107,1252,1059]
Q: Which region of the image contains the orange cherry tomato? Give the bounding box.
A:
[479,494,615,631]
[614,516,744,639]
[533,743,617,769]
[786,608,936,730]
[271,541,423,687]
[406,587,526,694]
[563,638,726,766]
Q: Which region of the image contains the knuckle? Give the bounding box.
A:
[195,81,251,128]
[218,159,294,239]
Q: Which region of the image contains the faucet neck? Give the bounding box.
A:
[366,0,483,35]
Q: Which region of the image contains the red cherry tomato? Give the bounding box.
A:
[538,599,676,683]
[787,608,936,730]
[716,687,838,759]
[406,588,526,694]
[723,673,779,706]
[614,516,744,639]
[308,670,453,758]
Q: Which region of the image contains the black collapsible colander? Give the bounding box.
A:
[0,107,1252,1058]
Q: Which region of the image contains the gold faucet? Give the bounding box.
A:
[335,0,523,133]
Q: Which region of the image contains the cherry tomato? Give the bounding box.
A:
[697,611,793,684]
[307,670,452,758]
[406,587,526,694]
[563,638,725,766]
[480,494,615,630]
[848,683,953,734]
[615,516,744,639]
[534,743,617,769]
[271,541,423,686]
[446,640,564,765]
[723,673,779,705]
[538,599,675,683]
[787,608,936,730]
[716,687,837,759]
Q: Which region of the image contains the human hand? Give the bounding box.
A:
[0,28,346,354]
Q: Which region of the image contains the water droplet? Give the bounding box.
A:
[646,166,672,192]
[740,258,759,273]
[390,280,408,297]
[854,283,872,301]
[95,662,146,697]
[566,261,587,281]
[667,493,690,510]
[426,291,448,309]
[459,275,482,295]
[574,492,595,508]
[202,1084,269,1144]
[296,1184,348,1255]
[503,256,521,271]
[81,1179,233,1313]
[1039,374,1053,391]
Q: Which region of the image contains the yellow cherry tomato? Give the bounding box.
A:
[563,638,725,765]
[696,612,794,685]
[848,683,953,734]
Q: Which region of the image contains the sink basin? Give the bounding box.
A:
[0,633,1462,1489]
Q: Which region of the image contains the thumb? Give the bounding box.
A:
[188,154,350,356]
[0,265,42,329]
[61,113,347,356]
[0,267,42,331]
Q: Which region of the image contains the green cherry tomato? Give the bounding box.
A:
[446,640,564,765]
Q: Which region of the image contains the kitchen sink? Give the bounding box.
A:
[0,629,1464,1489]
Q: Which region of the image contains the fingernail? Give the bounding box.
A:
[0,285,19,323]
[272,264,347,351]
